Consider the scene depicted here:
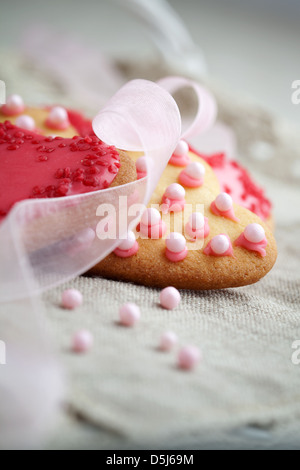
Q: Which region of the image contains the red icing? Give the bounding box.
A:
[203,235,234,257]
[0,121,120,222]
[166,247,188,262]
[189,146,272,220]
[45,117,70,131]
[66,109,94,137]
[178,171,204,188]
[161,195,185,214]
[137,170,147,180]
[114,241,139,258]
[210,200,239,222]
[234,233,267,257]
[185,217,210,240]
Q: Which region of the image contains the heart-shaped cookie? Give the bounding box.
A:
[90,146,277,290]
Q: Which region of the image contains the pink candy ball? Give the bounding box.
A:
[244,223,265,243]
[160,286,181,310]
[178,345,202,370]
[174,140,189,157]
[189,212,205,230]
[215,192,232,212]
[210,234,230,255]
[184,162,205,179]
[119,303,141,326]
[118,231,136,251]
[48,106,68,125]
[15,114,36,131]
[166,232,186,253]
[136,156,148,172]
[165,183,185,201]
[141,208,161,226]
[160,331,178,351]
[72,330,93,353]
[5,94,24,113]
[62,289,83,309]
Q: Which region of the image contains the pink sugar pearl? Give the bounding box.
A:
[178,345,202,370]
[160,286,181,310]
[72,330,93,353]
[119,303,141,326]
[62,289,83,309]
[160,331,178,351]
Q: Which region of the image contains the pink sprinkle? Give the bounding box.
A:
[160,331,178,351]
[119,303,141,326]
[62,289,83,309]
[178,345,202,370]
[160,286,181,310]
[72,330,93,353]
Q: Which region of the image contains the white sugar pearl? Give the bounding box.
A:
[165,183,185,200]
[189,212,205,230]
[141,208,161,226]
[174,140,189,156]
[48,106,68,125]
[136,156,148,172]
[6,94,24,112]
[215,192,233,212]
[15,115,36,131]
[118,231,136,251]
[184,162,205,179]
[160,331,178,350]
[244,223,265,243]
[166,232,186,253]
[211,235,230,255]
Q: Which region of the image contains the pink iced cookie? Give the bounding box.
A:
[46,106,70,130]
[169,140,191,167]
[1,94,25,116]
[140,208,166,239]
[204,234,234,257]
[160,331,178,351]
[114,231,139,258]
[235,223,267,257]
[119,303,141,326]
[160,286,181,310]
[178,162,205,188]
[178,345,202,370]
[165,232,188,262]
[210,192,239,222]
[185,212,210,241]
[161,183,186,214]
[62,289,83,309]
[72,330,93,353]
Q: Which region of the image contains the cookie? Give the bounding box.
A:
[90,145,277,290]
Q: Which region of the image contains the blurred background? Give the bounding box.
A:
[0,0,299,123]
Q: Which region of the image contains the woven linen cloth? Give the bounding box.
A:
[1,50,300,449]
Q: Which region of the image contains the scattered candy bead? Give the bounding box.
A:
[119,303,141,326]
[162,183,186,213]
[165,232,188,262]
[72,330,93,353]
[185,212,210,240]
[160,286,181,310]
[1,94,25,116]
[114,231,139,258]
[15,115,36,131]
[204,234,234,257]
[244,223,265,243]
[178,345,202,370]
[62,289,83,309]
[160,331,178,351]
[210,192,239,222]
[179,162,205,188]
[140,208,166,239]
[169,140,191,166]
[46,106,70,130]
[234,223,267,257]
